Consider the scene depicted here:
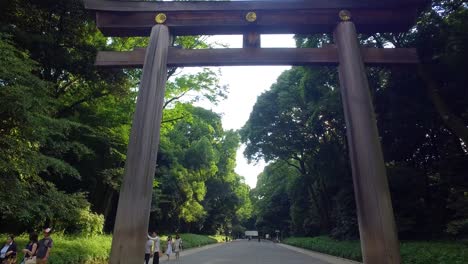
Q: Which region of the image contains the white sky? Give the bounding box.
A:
[180,34,296,188]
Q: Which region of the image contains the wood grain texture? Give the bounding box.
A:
[243,32,261,48]
[95,47,419,67]
[85,0,429,12]
[85,0,430,36]
[334,21,401,264]
[109,25,169,264]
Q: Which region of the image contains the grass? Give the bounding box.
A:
[283,236,468,264]
[5,233,224,264]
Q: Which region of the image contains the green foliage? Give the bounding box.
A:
[245,0,468,241]
[164,233,223,248]
[0,0,244,236]
[283,237,468,264]
[0,0,134,234]
[446,219,468,237]
[284,237,361,261]
[154,105,252,234]
[10,234,111,264]
[243,65,352,236]
[9,233,222,264]
[75,208,104,237]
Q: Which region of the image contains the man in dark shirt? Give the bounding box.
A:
[0,235,17,263]
[36,228,53,264]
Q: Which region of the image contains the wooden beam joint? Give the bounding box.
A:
[243,32,261,48]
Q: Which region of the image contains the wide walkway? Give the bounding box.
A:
[158,240,359,264]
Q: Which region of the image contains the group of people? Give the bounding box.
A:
[145,232,183,264]
[0,228,53,264]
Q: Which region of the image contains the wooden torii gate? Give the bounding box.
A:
[85,1,428,263]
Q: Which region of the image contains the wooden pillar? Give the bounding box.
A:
[243,32,261,48]
[109,24,169,264]
[334,20,401,264]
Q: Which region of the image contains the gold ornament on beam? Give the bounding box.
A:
[245,12,257,23]
[339,10,352,21]
[155,13,167,24]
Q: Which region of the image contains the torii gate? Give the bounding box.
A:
[85,1,428,263]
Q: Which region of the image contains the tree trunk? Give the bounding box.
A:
[418,65,468,148]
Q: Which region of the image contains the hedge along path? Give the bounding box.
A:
[7,233,223,264]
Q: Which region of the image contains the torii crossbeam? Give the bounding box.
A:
[85,1,429,264]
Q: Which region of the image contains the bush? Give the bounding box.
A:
[7,233,222,264]
[283,236,468,264]
[283,236,361,261]
[446,219,468,237]
[11,234,111,264]
[159,233,223,250]
[75,208,104,236]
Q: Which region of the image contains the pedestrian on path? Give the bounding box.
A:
[145,233,154,264]
[174,234,183,261]
[36,228,53,264]
[149,232,161,264]
[165,236,173,260]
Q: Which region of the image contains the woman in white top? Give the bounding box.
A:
[148,232,160,264]
[174,234,183,260]
[165,236,173,260]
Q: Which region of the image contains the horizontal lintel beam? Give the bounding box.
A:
[85,0,429,36]
[95,47,419,68]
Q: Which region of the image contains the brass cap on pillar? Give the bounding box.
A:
[339,10,352,21]
[155,13,167,24]
[245,12,257,23]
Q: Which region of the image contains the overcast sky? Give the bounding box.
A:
[179,34,296,188]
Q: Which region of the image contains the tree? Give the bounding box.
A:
[0,35,103,235]
[244,0,468,240]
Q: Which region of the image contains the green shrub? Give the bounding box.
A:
[283,236,468,264]
[75,208,104,236]
[283,236,361,261]
[159,233,223,250]
[8,233,222,264]
[446,219,468,237]
[10,234,111,264]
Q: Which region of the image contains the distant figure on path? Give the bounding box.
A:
[149,231,161,264]
[21,232,38,264]
[0,235,17,264]
[36,228,53,264]
[174,234,183,261]
[165,236,173,260]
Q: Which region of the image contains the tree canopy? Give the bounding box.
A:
[242,0,468,239]
[0,0,251,236]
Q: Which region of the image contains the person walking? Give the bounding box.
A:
[0,235,17,264]
[21,232,38,264]
[174,234,183,261]
[36,228,53,264]
[149,232,160,264]
[144,233,154,264]
[165,236,173,261]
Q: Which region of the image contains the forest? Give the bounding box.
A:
[243,0,468,241]
[0,0,467,254]
[0,0,251,237]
